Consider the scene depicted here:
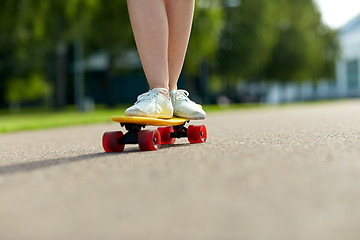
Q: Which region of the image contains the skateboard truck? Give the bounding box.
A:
[117,123,144,145]
[171,124,188,139]
[118,123,188,145]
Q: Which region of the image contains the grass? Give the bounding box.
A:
[0,100,349,133]
[0,108,127,133]
[0,104,262,133]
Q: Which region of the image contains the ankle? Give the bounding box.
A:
[161,91,170,99]
[169,87,177,92]
[151,87,170,100]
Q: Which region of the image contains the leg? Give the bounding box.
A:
[165,0,195,91]
[165,0,205,119]
[127,0,169,92]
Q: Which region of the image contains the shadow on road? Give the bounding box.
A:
[0,152,108,176]
[0,143,192,176]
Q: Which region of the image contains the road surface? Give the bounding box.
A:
[1,101,360,240]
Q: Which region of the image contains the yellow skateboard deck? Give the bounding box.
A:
[111,116,189,126]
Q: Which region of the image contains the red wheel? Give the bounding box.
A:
[138,130,161,151]
[102,131,125,153]
[158,126,176,145]
[187,125,207,143]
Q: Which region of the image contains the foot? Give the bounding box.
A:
[125,88,173,119]
[170,90,206,119]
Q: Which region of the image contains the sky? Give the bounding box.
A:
[315,0,360,28]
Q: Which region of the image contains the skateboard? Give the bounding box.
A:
[102,116,207,152]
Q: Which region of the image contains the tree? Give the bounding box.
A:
[87,1,133,107]
[264,0,332,82]
[217,0,280,81]
[38,0,100,109]
[184,0,224,101]
[186,0,224,74]
[317,27,339,80]
[0,0,52,109]
[0,0,101,109]
[5,73,51,111]
[0,0,19,108]
[215,0,339,97]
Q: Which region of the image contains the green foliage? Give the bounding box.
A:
[5,73,51,104]
[264,0,326,81]
[186,0,224,74]
[32,0,100,43]
[0,0,53,109]
[0,0,340,109]
[216,0,339,84]
[218,0,279,79]
[318,27,339,79]
[88,1,133,53]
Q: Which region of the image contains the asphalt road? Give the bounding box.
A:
[1,101,360,240]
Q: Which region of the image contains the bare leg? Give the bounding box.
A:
[127,0,169,94]
[126,0,203,119]
[165,0,195,91]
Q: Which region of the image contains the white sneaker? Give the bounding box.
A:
[125,88,173,119]
[170,90,206,119]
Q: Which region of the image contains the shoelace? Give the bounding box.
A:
[136,88,169,103]
[173,90,190,102]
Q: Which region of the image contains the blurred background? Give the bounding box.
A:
[0,0,359,113]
